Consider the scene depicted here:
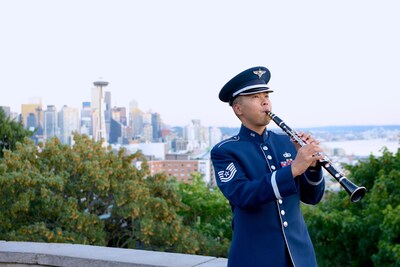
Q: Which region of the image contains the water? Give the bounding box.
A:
[323,139,399,157]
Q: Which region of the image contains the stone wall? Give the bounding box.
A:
[0,241,227,267]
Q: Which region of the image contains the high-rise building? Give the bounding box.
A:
[171,138,189,152]
[111,106,127,126]
[110,106,128,144]
[151,112,162,142]
[44,105,58,141]
[129,99,143,139]
[142,123,153,142]
[104,91,111,140]
[21,101,44,144]
[58,105,79,145]
[26,113,37,131]
[109,118,130,144]
[80,102,92,137]
[209,126,222,148]
[21,103,43,129]
[183,119,208,151]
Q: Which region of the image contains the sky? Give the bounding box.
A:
[1,0,399,128]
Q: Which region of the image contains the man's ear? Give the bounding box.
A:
[232,103,242,116]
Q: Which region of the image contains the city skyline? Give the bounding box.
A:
[1,1,400,128]
[3,93,400,129]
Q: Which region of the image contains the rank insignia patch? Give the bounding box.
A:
[218,162,237,183]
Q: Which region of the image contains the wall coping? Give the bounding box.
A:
[0,241,227,267]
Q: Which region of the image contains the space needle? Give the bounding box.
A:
[93,80,109,144]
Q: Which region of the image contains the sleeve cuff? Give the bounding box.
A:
[305,165,324,185]
[270,166,297,199]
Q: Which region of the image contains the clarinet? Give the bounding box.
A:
[267,111,366,203]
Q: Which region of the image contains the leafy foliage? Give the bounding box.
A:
[0,107,33,158]
[177,174,232,257]
[1,113,397,265]
[0,132,232,257]
[303,148,400,267]
[0,137,106,244]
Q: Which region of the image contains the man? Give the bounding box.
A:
[211,66,325,267]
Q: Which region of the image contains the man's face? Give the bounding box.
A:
[233,92,272,129]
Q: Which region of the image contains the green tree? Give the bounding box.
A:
[303,148,400,267]
[138,173,201,254]
[0,132,233,256]
[0,137,106,244]
[178,174,232,257]
[0,133,154,246]
[45,133,151,248]
[0,107,32,158]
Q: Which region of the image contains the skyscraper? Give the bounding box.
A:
[58,105,79,145]
[109,106,129,144]
[111,106,127,126]
[21,103,42,129]
[80,102,92,137]
[26,113,37,131]
[209,126,222,148]
[104,91,111,140]
[129,99,143,139]
[44,105,58,141]
[151,112,162,142]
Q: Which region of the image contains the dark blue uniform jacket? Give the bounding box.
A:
[211,125,325,267]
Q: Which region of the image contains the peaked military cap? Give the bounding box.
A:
[219,66,273,105]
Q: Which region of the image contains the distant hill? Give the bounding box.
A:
[297,125,400,133]
[219,125,400,137]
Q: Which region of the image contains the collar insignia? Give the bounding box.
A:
[283,152,291,158]
[253,68,266,79]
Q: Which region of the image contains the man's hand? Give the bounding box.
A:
[291,132,324,177]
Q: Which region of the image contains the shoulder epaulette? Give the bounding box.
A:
[217,135,240,148]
